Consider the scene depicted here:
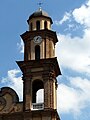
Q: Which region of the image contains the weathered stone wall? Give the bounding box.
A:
[0,87,23,114]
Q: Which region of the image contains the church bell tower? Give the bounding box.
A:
[17,8,61,120]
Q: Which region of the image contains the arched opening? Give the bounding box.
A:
[32,80,44,110]
[44,21,47,29]
[35,45,40,60]
[32,80,44,103]
[36,21,40,30]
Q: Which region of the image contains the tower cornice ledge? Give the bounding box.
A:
[20,29,58,44]
[16,57,61,77]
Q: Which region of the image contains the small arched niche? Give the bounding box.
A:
[36,20,40,30]
[35,45,40,60]
[44,21,47,29]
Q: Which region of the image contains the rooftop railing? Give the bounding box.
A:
[32,103,44,110]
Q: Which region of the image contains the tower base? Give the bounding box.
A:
[0,109,60,120]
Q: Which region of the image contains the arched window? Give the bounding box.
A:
[35,45,40,60]
[32,80,44,103]
[44,21,47,29]
[30,22,33,31]
[36,21,40,30]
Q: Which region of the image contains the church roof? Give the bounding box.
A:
[31,8,49,17]
[27,8,53,24]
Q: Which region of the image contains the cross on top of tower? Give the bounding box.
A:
[37,1,43,9]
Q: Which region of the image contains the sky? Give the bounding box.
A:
[0,0,90,120]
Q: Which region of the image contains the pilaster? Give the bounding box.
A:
[23,75,32,111]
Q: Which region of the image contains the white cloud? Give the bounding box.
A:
[56,30,90,74]
[72,0,90,28]
[57,77,90,115]
[54,0,90,33]
[57,84,79,114]
[54,12,71,25]
[55,1,90,117]
[87,0,90,6]
[55,0,90,74]
[0,69,23,101]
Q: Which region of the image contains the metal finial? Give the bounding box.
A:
[37,1,43,10]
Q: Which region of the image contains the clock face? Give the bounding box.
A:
[33,36,42,43]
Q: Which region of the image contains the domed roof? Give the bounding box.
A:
[27,8,53,24]
[31,8,49,17]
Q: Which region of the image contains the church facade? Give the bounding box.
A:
[0,8,61,120]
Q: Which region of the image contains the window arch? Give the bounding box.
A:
[44,21,47,29]
[36,21,40,30]
[32,80,44,103]
[35,45,40,60]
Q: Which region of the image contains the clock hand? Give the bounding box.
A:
[36,37,39,41]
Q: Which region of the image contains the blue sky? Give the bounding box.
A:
[0,0,90,120]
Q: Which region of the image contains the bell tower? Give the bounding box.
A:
[17,8,61,120]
